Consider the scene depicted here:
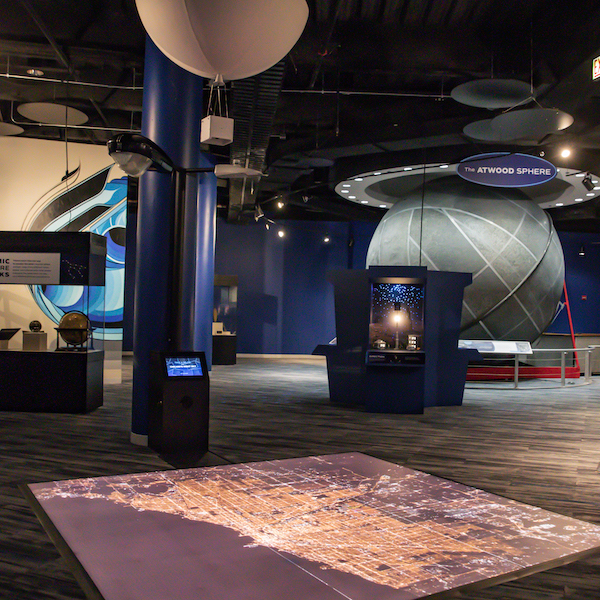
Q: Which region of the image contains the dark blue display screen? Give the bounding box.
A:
[165,357,204,377]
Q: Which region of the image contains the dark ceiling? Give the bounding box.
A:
[1,0,600,229]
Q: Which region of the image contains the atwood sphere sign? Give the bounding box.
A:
[457,152,557,187]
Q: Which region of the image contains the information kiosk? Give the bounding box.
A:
[148,351,209,457]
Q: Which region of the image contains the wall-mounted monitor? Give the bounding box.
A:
[367,278,426,365]
[162,353,208,378]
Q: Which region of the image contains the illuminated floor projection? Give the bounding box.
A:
[26,453,600,600]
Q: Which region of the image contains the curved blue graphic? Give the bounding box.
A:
[22,166,128,341]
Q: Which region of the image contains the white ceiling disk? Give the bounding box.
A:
[17,102,88,126]
[491,108,574,140]
[135,0,309,81]
[451,79,533,109]
[463,119,516,142]
[0,122,24,136]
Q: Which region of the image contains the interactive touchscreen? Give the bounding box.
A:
[165,356,204,377]
[369,282,425,352]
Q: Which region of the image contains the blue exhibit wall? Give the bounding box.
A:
[214,220,377,354]
[546,230,600,335]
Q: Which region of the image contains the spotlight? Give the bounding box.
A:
[323,236,330,243]
[277,201,285,209]
[579,245,586,256]
[254,204,265,221]
[560,148,571,158]
[277,230,285,238]
[582,174,594,191]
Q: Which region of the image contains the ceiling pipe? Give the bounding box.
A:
[0,71,143,91]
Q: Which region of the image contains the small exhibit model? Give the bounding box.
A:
[29,320,42,332]
[25,453,600,600]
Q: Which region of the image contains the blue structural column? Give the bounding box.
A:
[131,37,216,444]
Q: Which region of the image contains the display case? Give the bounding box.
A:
[366,277,426,366]
[212,274,238,365]
[0,232,106,413]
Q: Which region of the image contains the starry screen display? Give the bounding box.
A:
[369,281,425,351]
[165,357,204,377]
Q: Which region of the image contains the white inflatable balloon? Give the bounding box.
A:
[135,0,309,81]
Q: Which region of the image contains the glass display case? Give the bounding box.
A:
[213,274,238,365]
[213,274,238,335]
[366,277,426,365]
[0,232,106,412]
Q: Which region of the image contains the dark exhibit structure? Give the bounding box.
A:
[316,266,477,413]
[0,232,106,413]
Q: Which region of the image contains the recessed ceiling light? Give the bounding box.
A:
[593,180,599,184]
[440,164,449,168]
[348,195,356,199]
[576,173,585,177]
[556,202,564,206]
[341,190,349,193]
[360,200,369,204]
[594,187,600,190]
[323,236,330,243]
[587,193,595,196]
[277,230,285,238]
[379,204,387,208]
[354,177,363,181]
[342,184,351,187]
[373,172,381,175]
[403,167,412,171]
[575,198,583,202]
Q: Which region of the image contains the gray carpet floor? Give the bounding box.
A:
[2,355,600,599]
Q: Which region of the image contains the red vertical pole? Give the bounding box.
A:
[563,280,579,370]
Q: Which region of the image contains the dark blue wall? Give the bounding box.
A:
[546,230,600,335]
[214,220,377,354]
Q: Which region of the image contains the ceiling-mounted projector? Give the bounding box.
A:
[201,115,234,146]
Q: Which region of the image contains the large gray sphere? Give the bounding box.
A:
[366,177,564,342]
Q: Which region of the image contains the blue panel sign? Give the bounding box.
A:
[457,152,557,187]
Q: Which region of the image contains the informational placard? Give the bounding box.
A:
[457,152,557,187]
[0,252,60,284]
[459,339,533,354]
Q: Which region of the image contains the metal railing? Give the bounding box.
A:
[467,346,595,389]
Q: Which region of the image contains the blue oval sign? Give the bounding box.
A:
[457,152,557,187]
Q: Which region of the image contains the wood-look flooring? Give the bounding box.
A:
[2,355,600,600]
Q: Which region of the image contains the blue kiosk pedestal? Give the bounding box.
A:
[314,267,479,413]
